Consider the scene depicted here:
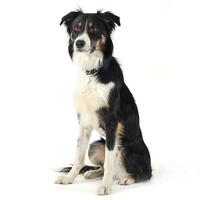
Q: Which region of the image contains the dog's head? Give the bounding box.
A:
[60,10,120,71]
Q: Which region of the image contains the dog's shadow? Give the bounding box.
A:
[54,165,165,195]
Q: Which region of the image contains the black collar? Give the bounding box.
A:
[85,68,99,75]
[85,60,102,76]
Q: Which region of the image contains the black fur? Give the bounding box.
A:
[95,59,152,181]
[60,10,152,182]
[97,107,117,150]
[58,165,100,174]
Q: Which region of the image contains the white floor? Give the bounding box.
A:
[8,161,197,200]
[50,162,200,199]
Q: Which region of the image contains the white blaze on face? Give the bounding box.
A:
[74,30,91,52]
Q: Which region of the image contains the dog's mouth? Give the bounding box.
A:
[76,48,95,54]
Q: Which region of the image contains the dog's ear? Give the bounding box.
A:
[97,11,120,33]
[60,10,83,33]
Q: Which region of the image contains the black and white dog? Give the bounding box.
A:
[55,10,152,195]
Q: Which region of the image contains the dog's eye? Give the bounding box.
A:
[74,25,81,33]
[89,26,98,34]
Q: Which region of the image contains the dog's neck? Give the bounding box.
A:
[72,50,104,74]
[85,68,99,75]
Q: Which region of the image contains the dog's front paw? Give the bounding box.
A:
[54,175,74,185]
[97,185,112,195]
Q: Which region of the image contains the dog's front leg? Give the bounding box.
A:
[55,126,92,184]
[97,120,117,195]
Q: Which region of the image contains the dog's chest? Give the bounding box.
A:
[73,73,114,129]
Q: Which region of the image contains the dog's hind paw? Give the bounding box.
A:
[83,168,103,179]
[118,177,135,185]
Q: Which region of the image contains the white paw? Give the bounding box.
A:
[118,177,135,185]
[83,170,94,179]
[97,185,111,195]
[54,175,74,185]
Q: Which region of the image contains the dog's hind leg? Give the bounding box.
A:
[83,139,105,179]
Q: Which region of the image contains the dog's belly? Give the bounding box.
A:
[73,74,114,130]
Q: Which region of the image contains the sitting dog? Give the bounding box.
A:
[55,10,152,195]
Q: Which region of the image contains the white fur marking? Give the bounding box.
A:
[73,72,115,128]
[97,147,115,195]
[73,50,103,71]
[74,31,91,52]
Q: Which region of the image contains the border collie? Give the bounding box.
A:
[55,10,152,195]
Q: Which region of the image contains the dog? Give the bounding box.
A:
[55,10,152,195]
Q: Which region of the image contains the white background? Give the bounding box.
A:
[0,0,200,199]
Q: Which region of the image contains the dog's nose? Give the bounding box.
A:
[76,40,85,49]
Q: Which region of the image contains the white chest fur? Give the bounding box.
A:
[73,71,115,129]
[73,50,103,71]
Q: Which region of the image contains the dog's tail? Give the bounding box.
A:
[57,165,100,174]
